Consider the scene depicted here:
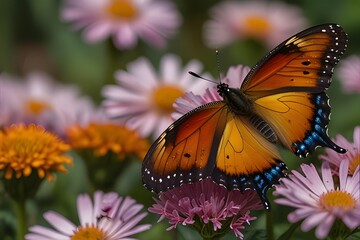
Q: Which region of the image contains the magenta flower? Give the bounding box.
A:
[61,0,181,50]
[203,1,306,49]
[337,55,360,93]
[319,126,360,175]
[149,179,262,239]
[26,191,150,239]
[273,161,360,239]
[173,64,250,119]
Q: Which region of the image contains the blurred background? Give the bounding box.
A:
[0,0,359,239]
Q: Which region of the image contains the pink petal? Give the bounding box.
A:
[300,211,328,232]
[113,24,137,49]
[159,55,181,84]
[339,159,349,190]
[43,211,76,235]
[315,215,335,239]
[83,20,113,42]
[26,225,68,239]
[321,161,334,190]
[77,193,95,226]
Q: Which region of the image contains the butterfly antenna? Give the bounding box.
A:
[188,71,217,84]
[216,49,223,83]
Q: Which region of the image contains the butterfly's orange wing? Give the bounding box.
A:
[142,102,286,209]
[242,24,347,96]
[241,24,347,156]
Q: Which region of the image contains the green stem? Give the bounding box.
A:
[14,198,26,240]
[266,211,275,240]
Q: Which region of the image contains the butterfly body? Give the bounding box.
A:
[217,83,253,115]
[142,24,348,209]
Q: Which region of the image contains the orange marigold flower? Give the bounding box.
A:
[66,123,149,160]
[0,124,73,181]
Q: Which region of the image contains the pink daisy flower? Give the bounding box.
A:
[102,54,212,138]
[273,160,360,239]
[148,179,262,239]
[61,0,181,50]
[203,1,306,49]
[320,126,360,175]
[337,55,360,93]
[172,64,250,119]
[0,72,94,137]
[26,191,151,240]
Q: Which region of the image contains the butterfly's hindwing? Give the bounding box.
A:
[292,92,346,157]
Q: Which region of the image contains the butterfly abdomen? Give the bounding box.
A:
[248,114,278,143]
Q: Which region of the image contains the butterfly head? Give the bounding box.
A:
[217,83,230,97]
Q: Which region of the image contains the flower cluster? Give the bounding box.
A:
[0,124,72,181]
[149,179,262,239]
[67,122,149,160]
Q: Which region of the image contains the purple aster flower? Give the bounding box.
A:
[203,1,306,49]
[337,55,360,93]
[26,191,151,239]
[274,160,360,239]
[102,54,212,138]
[319,126,359,175]
[61,0,182,50]
[0,72,95,137]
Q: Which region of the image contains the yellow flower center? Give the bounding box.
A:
[319,190,356,211]
[243,16,270,38]
[106,0,138,21]
[25,100,51,116]
[71,224,106,240]
[349,153,360,175]
[152,85,184,115]
[66,123,149,160]
[0,124,72,180]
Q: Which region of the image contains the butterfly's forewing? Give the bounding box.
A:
[242,24,347,95]
[241,24,348,156]
[142,102,286,208]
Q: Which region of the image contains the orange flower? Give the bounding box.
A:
[0,124,72,181]
[67,123,149,161]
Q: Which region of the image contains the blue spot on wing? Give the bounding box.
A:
[212,160,287,210]
[292,93,346,157]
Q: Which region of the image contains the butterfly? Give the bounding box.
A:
[142,24,348,209]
